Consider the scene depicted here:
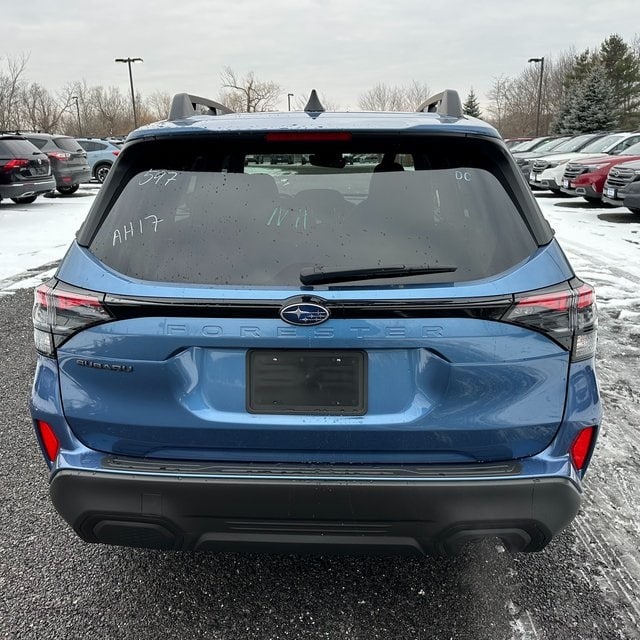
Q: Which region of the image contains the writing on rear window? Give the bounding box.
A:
[112,215,164,246]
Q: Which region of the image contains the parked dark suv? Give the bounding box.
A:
[22,133,91,195]
[0,134,56,204]
[30,91,600,556]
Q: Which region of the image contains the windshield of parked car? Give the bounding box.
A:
[88,141,537,288]
[621,141,640,156]
[550,134,602,153]
[579,134,625,154]
[516,137,569,155]
[511,138,546,152]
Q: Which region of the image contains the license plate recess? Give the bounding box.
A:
[248,350,367,415]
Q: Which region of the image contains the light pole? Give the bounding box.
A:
[115,57,143,129]
[287,93,294,111]
[528,57,545,137]
[70,96,81,136]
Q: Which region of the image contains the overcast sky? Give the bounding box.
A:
[3,0,638,112]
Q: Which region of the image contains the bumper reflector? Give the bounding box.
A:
[36,420,60,461]
[570,426,596,470]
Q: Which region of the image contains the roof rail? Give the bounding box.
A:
[168,93,234,120]
[416,90,463,118]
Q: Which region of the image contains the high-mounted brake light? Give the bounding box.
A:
[503,280,597,361]
[33,282,112,357]
[570,426,596,470]
[265,132,352,142]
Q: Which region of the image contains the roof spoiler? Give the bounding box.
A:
[168,93,234,120]
[416,90,463,118]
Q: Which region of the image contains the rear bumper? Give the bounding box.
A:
[0,176,55,199]
[50,463,581,555]
[53,166,91,186]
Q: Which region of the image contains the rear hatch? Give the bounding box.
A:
[0,137,50,182]
[49,132,580,464]
[52,136,90,172]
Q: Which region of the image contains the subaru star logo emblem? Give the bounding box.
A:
[280,302,330,326]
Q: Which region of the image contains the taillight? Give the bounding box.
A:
[1,158,29,172]
[112,150,120,156]
[502,280,597,361]
[32,281,113,357]
[570,426,596,470]
[47,151,71,161]
[36,420,60,461]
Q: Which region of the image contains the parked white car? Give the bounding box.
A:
[528,132,640,192]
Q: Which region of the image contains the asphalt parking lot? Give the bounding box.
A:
[2,187,640,639]
[1,280,638,640]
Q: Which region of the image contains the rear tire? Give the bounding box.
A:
[11,195,38,204]
[57,184,79,195]
[94,163,111,184]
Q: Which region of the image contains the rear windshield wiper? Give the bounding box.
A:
[299,264,457,285]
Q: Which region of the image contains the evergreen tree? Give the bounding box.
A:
[557,65,615,134]
[564,49,597,91]
[599,34,640,128]
[550,93,575,134]
[553,49,598,132]
[462,88,482,118]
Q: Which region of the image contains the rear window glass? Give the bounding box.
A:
[88,143,537,288]
[0,139,41,157]
[78,140,99,151]
[54,137,83,152]
[25,137,47,150]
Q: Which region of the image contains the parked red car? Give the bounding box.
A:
[561,140,640,203]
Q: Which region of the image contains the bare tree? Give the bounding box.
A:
[220,67,282,112]
[403,80,432,111]
[0,54,29,130]
[57,81,93,136]
[89,86,129,136]
[358,81,430,111]
[141,91,172,122]
[20,82,66,132]
[486,75,511,131]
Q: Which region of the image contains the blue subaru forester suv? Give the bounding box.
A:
[30,90,601,555]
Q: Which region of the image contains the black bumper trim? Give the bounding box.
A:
[50,469,581,555]
[102,456,522,479]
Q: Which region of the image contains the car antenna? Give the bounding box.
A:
[304,90,325,113]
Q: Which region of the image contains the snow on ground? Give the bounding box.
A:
[0,184,99,294]
[536,193,640,319]
[0,185,639,298]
